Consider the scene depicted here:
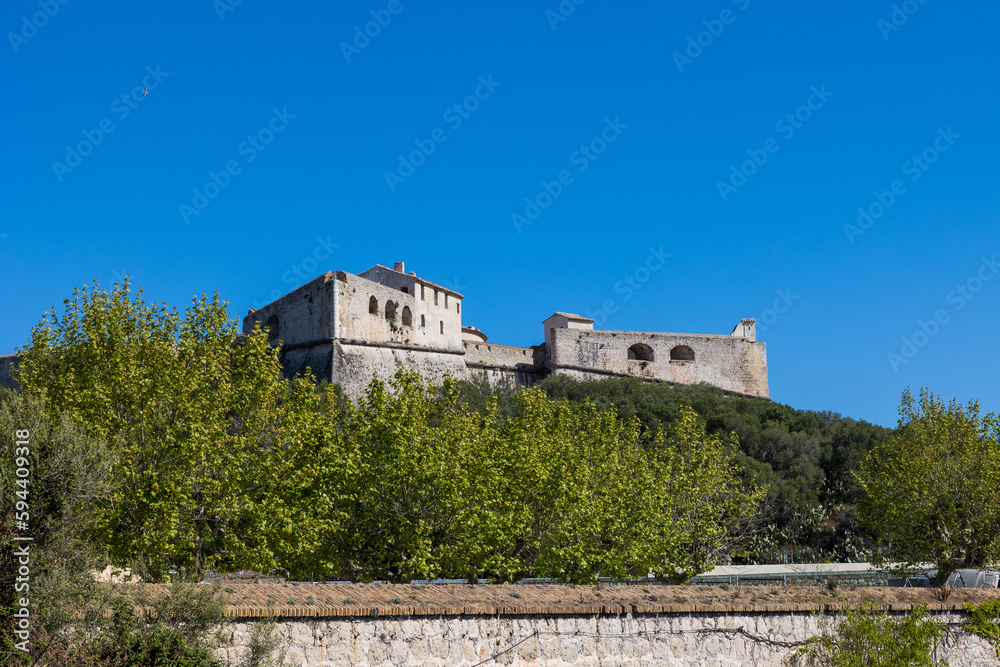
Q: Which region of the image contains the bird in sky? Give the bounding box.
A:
[142,87,148,97]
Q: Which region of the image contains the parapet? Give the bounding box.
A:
[730,318,756,342]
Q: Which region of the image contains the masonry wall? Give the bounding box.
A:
[240,271,769,399]
[241,272,468,390]
[548,329,769,398]
[338,273,462,351]
[332,340,470,397]
[242,272,340,348]
[0,355,19,390]
[215,610,993,666]
[463,342,544,387]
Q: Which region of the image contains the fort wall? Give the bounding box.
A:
[548,329,768,398]
[213,606,992,667]
[331,340,470,397]
[0,355,18,391]
[243,272,340,348]
[463,342,545,387]
[338,272,462,350]
[0,263,754,401]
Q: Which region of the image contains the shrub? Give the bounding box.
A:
[806,602,947,666]
[963,601,1000,657]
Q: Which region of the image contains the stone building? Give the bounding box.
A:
[0,355,18,391]
[242,262,769,399]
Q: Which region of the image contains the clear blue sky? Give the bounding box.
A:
[2,0,998,427]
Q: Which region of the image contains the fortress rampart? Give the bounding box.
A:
[0,355,18,391]
[0,262,770,400]
[546,328,768,397]
[241,262,770,399]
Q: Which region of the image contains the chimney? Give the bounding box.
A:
[393,262,405,273]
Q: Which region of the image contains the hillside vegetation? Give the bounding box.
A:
[459,374,893,563]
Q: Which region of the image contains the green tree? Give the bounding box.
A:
[638,407,765,581]
[479,391,763,583]
[807,603,947,667]
[0,390,112,665]
[16,280,290,581]
[856,388,1000,587]
[534,374,890,563]
[329,371,510,583]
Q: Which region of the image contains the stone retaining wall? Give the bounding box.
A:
[215,610,996,666]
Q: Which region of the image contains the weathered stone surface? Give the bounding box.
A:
[0,355,19,390]
[238,263,770,401]
[216,611,994,666]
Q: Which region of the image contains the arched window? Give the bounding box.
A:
[628,343,654,361]
[670,345,695,361]
[369,296,378,314]
[385,301,396,320]
[402,306,412,326]
[265,315,279,344]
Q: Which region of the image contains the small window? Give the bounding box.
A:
[265,315,279,344]
[457,302,460,314]
[628,343,654,361]
[670,345,695,361]
[445,294,449,309]
[385,301,396,320]
[402,306,412,326]
[439,321,444,335]
[421,285,425,300]
[420,314,426,328]
[402,286,408,294]
[434,290,439,306]
[369,296,378,314]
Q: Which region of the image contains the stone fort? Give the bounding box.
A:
[241,262,769,399]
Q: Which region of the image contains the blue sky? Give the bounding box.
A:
[2,0,998,427]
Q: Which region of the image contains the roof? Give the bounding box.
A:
[361,264,464,299]
[544,312,595,324]
[130,582,1000,620]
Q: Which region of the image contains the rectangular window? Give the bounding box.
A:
[421,315,425,328]
[445,294,449,309]
[439,321,444,335]
[434,291,439,306]
[421,285,425,300]
[457,302,460,314]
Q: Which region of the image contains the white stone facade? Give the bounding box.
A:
[240,263,770,399]
[215,611,994,666]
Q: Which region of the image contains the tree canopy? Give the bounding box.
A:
[12,280,764,584]
[518,374,892,562]
[857,388,1000,586]
[17,280,290,579]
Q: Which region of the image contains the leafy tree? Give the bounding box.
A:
[633,406,765,581]
[528,375,891,562]
[16,280,290,581]
[297,371,498,583]
[856,388,1000,586]
[487,386,653,583]
[265,372,763,584]
[962,601,1000,657]
[10,280,767,585]
[0,390,113,665]
[0,392,231,667]
[807,603,947,666]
